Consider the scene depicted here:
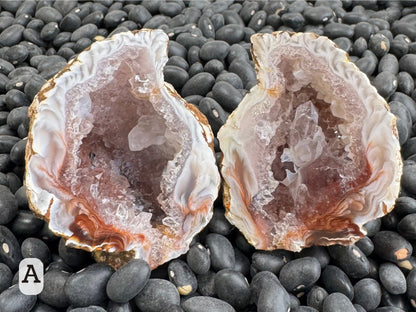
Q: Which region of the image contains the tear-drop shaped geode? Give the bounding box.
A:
[218,31,402,251]
[25,30,220,269]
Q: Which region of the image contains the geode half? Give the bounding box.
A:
[218,31,402,251]
[25,30,221,269]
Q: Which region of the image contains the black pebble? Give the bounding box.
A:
[39,270,71,308]
[372,71,397,99]
[200,40,230,62]
[204,59,224,77]
[60,13,82,32]
[0,185,18,225]
[324,22,354,39]
[40,22,60,42]
[134,279,180,312]
[333,37,352,53]
[0,58,14,76]
[181,72,215,97]
[391,21,416,42]
[321,265,354,300]
[5,44,28,65]
[250,271,291,312]
[281,12,305,31]
[322,292,356,312]
[164,65,189,90]
[197,270,216,297]
[368,33,390,57]
[257,250,285,274]
[198,15,215,39]
[378,53,399,74]
[304,6,334,25]
[307,286,328,311]
[167,55,189,71]
[0,262,12,293]
[396,71,414,95]
[128,5,152,26]
[216,72,244,89]
[390,35,410,58]
[229,59,256,89]
[215,24,245,45]
[143,15,171,29]
[187,243,211,275]
[9,210,43,237]
[182,296,235,312]
[205,233,235,271]
[214,269,250,310]
[327,245,370,279]
[21,237,51,265]
[107,301,133,312]
[53,31,72,48]
[104,10,127,29]
[0,135,20,154]
[58,238,91,269]
[207,206,233,235]
[198,97,229,134]
[187,46,201,65]
[211,81,242,112]
[279,256,321,293]
[184,95,203,106]
[373,231,412,262]
[71,24,98,42]
[0,284,37,312]
[379,262,407,295]
[64,263,114,307]
[7,106,28,131]
[168,259,197,296]
[82,11,104,27]
[24,74,46,101]
[176,33,207,49]
[389,100,412,145]
[353,278,381,311]
[188,62,203,77]
[397,213,416,240]
[0,225,22,271]
[168,41,187,59]
[355,236,374,256]
[391,92,416,122]
[159,2,182,17]
[106,259,150,303]
[399,54,416,77]
[35,6,63,23]
[0,25,25,47]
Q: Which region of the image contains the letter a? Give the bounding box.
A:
[21,264,41,283]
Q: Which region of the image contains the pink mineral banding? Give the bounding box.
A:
[25,30,220,269]
[218,31,402,251]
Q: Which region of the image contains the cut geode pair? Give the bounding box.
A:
[25,29,402,269]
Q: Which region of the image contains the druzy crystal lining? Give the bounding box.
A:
[25,30,220,268]
[218,31,402,251]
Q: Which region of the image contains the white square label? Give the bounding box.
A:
[19,258,44,295]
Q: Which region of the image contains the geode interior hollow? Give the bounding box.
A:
[218,31,402,251]
[25,29,220,269]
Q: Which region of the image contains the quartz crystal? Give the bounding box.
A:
[218,31,402,251]
[25,30,220,269]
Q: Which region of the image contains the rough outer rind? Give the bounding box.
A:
[25,29,220,269]
[218,31,402,251]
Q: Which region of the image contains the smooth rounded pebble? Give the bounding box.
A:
[64,263,114,307]
[322,292,356,312]
[134,279,180,312]
[182,296,236,312]
[0,284,36,312]
[279,257,321,292]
